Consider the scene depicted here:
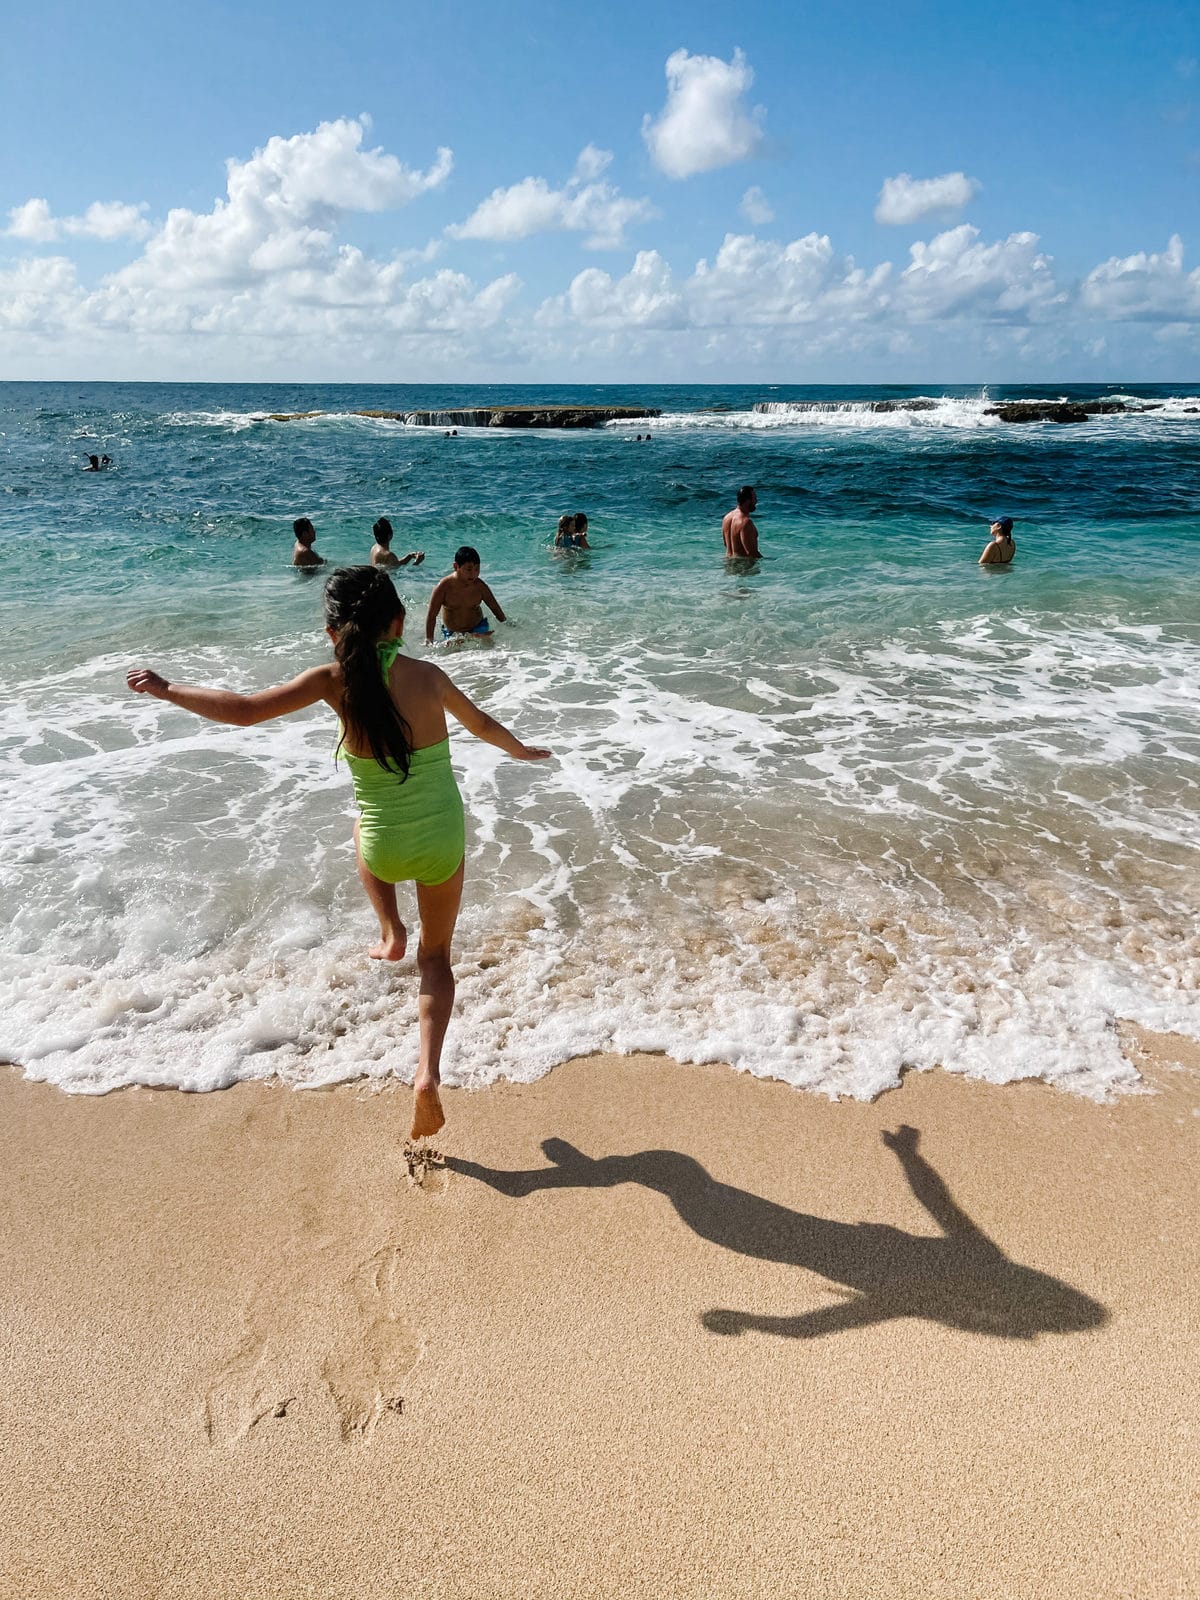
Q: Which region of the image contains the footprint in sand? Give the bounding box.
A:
[321,1247,422,1441]
[404,1142,449,1194]
[203,1337,295,1447]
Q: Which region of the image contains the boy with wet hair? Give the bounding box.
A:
[292,517,325,568]
[425,546,507,642]
[370,517,425,570]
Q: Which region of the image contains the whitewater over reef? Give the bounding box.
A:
[2,381,1198,1098]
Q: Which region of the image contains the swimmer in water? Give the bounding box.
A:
[292,517,325,568]
[425,546,507,641]
[127,566,550,1140]
[979,516,1016,566]
[370,517,425,570]
[722,486,762,559]
[554,513,580,550]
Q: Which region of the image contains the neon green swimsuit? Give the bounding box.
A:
[342,640,465,886]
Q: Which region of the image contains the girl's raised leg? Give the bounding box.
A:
[410,860,465,1140]
[354,821,408,961]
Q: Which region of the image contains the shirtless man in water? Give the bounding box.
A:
[722,485,762,558]
[425,546,507,642]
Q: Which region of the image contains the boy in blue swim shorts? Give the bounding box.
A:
[425,545,508,642]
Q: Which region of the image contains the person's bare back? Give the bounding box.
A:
[370,516,424,570]
[291,517,324,567]
[722,486,761,558]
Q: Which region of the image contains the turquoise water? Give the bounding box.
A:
[2,381,1199,1096]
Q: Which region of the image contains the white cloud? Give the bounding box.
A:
[642,48,764,179]
[103,118,452,298]
[739,186,774,225]
[690,232,891,324]
[2,114,1197,379]
[1080,235,1200,321]
[542,249,685,328]
[541,231,891,333]
[447,146,655,249]
[875,171,981,226]
[897,225,1062,321]
[6,197,151,242]
[7,200,58,242]
[0,255,82,329]
[223,117,452,215]
[540,223,1075,351]
[573,144,611,183]
[0,119,520,373]
[70,202,153,241]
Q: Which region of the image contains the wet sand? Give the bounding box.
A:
[1,1030,1196,1599]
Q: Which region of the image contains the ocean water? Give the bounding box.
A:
[2,380,1198,1100]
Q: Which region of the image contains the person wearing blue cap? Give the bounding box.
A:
[979,516,1016,566]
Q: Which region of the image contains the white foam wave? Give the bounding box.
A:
[2,614,1198,1100]
[629,394,1200,435]
[631,399,1004,433]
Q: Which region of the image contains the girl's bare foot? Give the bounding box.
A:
[411,1080,445,1140]
[369,925,407,961]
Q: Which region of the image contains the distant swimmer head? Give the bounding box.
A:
[293,516,316,545]
[86,454,100,470]
[737,485,757,510]
[556,514,575,542]
[990,516,1014,536]
[372,516,393,546]
[454,545,481,572]
[573,512,588,534]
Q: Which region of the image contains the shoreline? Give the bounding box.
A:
[1,1030,1196,1598]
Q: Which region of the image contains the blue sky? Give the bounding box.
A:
[2,0,1197,380]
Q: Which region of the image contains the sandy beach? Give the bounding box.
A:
[1,1032,1196,1600]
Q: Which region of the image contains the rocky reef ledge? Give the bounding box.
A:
[268,406,659,429]
[984,401,1154,424]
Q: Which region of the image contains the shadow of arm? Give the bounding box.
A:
[444,1144,616,1197]
[702,1294,893,1341]
[443,1156,566,1196]
[883,1126,998,1249]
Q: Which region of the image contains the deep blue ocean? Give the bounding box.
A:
[2,381,1198,1098]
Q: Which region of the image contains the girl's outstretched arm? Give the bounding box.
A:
[126,665,338,726]
[437,672,549,760]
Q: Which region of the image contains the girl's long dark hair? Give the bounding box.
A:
[324,566,412,776]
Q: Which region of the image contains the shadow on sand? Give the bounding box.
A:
[447,1125,1107,1342]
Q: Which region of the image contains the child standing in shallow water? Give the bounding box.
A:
[425,546,507,641]
[127,566,549,1142]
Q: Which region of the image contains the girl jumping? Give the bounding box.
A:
[127,565,550,1141]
